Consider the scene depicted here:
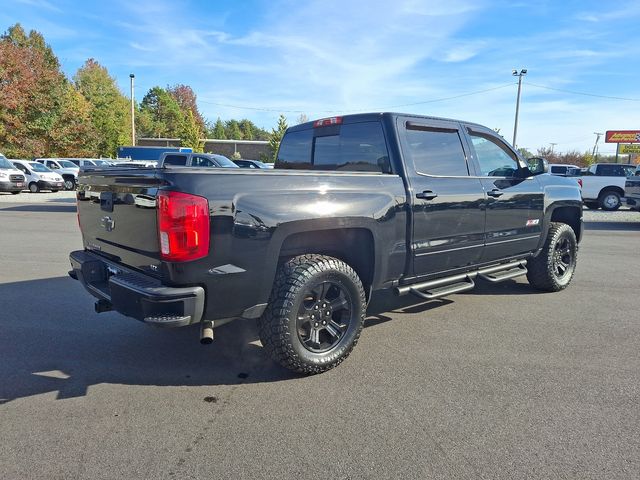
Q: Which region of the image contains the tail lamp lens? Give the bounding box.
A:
[157,191,210,262]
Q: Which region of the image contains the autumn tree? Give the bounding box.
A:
[0,24,97,157]
[167,84,205,131]
[74,59,130,156]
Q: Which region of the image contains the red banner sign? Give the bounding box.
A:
[605,130,640,143]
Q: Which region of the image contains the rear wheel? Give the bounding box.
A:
[599,190,621,211]
[527,222,578,292]
[28,182,40,193]
[259,254,366,374]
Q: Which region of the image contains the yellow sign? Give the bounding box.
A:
[619,144,640,154]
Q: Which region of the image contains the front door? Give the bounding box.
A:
[398,118,486,278]
[463,126,544,262]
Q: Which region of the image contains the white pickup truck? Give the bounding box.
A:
[579,163,636,210]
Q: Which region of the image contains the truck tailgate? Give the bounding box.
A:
[76,169,162,275]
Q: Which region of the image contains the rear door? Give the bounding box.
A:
[398,117,486,277]
[462,125,543,262]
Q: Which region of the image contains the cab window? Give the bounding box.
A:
[468,132,519,177]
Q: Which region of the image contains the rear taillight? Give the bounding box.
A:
[577,179,583,188]
[157,191,210,262]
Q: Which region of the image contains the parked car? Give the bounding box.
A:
[11,160,64,192]
[549,164,581,176]
[71,112,583,374]
[578,163,636,210]
[232,159,271,169]
[92,159,113,167]
[159,152,239,168]
[34,158,79,190]
[0,153,26,194]
[66,159,97,168]
[625,165,640,211]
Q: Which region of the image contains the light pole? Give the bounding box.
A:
[512,68,527,148]
[129,73,136,146]
[550,142,557,153]
[592,132,603,161]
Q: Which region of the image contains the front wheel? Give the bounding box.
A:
[258,254,366,375]
[527,222,578,292]
[599,190,621,211]
[28,182,40,193]
[64,178,75,191]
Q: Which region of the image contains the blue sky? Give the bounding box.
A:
[3,0,639,153]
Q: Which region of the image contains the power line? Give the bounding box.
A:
[526,82,640,102]
[196,83,517,114]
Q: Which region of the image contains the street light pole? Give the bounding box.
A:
[129,73,136,146]
[592,132,603,161]
[512,68,527,148]
[550,142,557,153]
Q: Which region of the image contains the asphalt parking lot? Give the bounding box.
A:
[1,195,639,480]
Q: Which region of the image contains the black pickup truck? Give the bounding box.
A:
[70,112,583,374]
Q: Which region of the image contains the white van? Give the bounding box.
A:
[0,153,26,195]
[11,160,64,193]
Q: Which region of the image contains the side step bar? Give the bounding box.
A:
[395,260,527,300]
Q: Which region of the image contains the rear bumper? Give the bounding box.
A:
[69,250,204,327]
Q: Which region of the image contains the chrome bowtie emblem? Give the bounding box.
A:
[100,215,115,232]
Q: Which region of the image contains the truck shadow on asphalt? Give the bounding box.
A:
[584,221,640,231]
[0,275,535,404]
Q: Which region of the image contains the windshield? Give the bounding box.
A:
[93,160,109,166]
[0,155,16,169]
[29,162,52,172]
[214,155,240,168]
[58,160,78,168]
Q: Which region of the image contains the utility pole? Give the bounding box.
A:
[512,68,527,148]
[592,132,603,161]
[550,142,557,153]
[129,73,136,146]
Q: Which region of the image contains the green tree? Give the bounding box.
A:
[74,59,130,156]
[139,86,184,138]
[239,119,254,140]
[225,119,243,140]
[210,118,226,139]
[180,110,204,152]
[268,114,288,162]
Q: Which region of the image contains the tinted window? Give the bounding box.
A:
[550,166,566,174]
[163,155,188,166]
[277,129,313,169]
[191,156,215,167]
[313,122,389,172]
[596,164,634,177]
[469,132,519,177]
[404,127,469,176]
[277,122,389,172]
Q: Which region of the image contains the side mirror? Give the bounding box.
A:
[526,157,548,176]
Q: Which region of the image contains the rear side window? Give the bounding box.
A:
[550,166,565,174]
[403,126,469,176]
[277,121,389,173]
[163,155,188,166]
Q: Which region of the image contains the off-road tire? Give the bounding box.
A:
[527,222,577,292]
[584,201,599,210]
[599,190,621,211]
[258,254,366,375]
